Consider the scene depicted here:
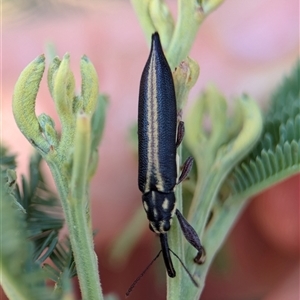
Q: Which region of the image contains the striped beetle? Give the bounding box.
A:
[127,33,205,296]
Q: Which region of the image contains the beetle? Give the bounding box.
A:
[137,32,205,282]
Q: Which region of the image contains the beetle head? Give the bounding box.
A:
[142,191,176,234]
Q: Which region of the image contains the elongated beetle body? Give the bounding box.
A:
[137,32,205,281]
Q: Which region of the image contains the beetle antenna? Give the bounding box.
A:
[125,250,162,297]
[168,248,199,288]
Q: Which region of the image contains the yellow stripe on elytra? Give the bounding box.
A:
[145,53,164,192]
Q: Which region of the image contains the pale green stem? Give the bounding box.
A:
[130,0,224,68]
[177,97,263,299]
[167,0,224,69]
[190,164,226,239]
[180,198,251,300]
[167,145,185,300]
[47,114,103,300]
[130,0,156,43]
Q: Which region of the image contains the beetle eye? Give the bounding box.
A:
[163,222,170,232]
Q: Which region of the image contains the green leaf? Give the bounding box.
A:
[0,159,55,300]
[221,60,300,203]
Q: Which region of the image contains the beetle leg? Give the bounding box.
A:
[177,156,194,184]
[175,209,206,264]
[176,120,185,148]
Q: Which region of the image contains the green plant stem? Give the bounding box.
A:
[47,115,103,300]
[189,96,263,238]
[202,199,250,273]
[130,0,223,70]
[66,199,102,300]
[130,0,156,42]
[166,166,224,300]
[49,165,102,300]
[166,145,185,299]
[167,0,224,69]
[71,114,91,204]
[191,167,223,237]
[182,197,250,300]
[176,96,263,299]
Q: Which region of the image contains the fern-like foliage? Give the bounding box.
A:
[43,237,76,294]
[221,61,300,202]
[7,151,65,263]
[0,147,76,299]
[0,149,56,300]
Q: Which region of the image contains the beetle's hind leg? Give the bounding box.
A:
[175,209,206,264]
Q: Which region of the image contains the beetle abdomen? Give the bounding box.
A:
[138,33,177,194]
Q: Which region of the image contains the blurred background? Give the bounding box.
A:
[2,0,299,299]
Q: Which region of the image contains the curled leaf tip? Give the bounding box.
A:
[53,53,75,120]
[81,55,89,62]
[36,54,46,63]
[48,56,61,98]
[12,55,50,154]
[173,57,200,109]
[63,52,70,59]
